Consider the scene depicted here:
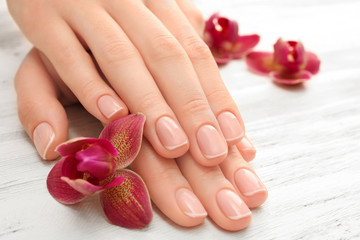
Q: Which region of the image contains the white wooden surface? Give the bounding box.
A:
[1,0,360,239]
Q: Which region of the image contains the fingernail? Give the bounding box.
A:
[176,188,207,218]
[217,189,251,220]
[33,122,55,160]
[156,116,188,150]
[197,125,228,159]
[238,136,255,150]
[217,112,244,142]
[97,95,123,119]
[235,169,266,197]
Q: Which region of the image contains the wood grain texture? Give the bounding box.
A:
[1,0,359,239]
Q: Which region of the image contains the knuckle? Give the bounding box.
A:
[206,87,238,109]
[102,38,138,64]
[151,34,185,62]
[187,9,205,30]
[182,35,212,61]
[137,91,163,112]
[206,87,231,101]
[181,96,210,116]
[147,165,180,182]
[78,78,100,101]
[50,42,79,68]
[197,166,224,182]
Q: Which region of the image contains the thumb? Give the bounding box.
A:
[14,48,68,160]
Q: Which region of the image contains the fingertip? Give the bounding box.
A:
[236,136,257,162]
[131,140,206,228]
[245,189,268,209]
[15,48,68,160]
[97,94,129,123]
[32,122,57,160]
[30,103,68,161]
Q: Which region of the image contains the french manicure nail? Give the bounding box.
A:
[33,122,55,160]
[217,112,244,142]
[156,116,188,150]
[217,189,251,220]
[235,169,266,197]
[176,188,207,218]
[197,125,228,159]
[97,95,123,119]
[238,136,255,150]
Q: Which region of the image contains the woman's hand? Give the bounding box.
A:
[8,0,256,166]
[14,48,267,231]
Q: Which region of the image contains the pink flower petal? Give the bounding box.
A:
[60,177,104,196]
[99,114,146,169]
[205,13,239,47]
[245,51,274,75]
[47,158,86,204]
[76,143,116,180]
[57,138,118,158]
[61,155,82,179]
[60,175,125,196]
[270,71,312,85]
[100,169,153,229]
[305,52,321,75]
[56,137,98,156]
[273,38,306,74]
[231,34,261,59]
[213,52,233,65]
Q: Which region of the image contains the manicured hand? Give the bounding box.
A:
[8,0,256,166]
[14,48,266,231]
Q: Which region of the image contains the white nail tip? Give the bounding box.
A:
[228,211,252,220]
[42,132,55,160]
[164,140,188,151]
[184,212,208,218]
[204,150,228,159]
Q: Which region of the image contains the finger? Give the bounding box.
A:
[14,48,67,160]
[146,0,246,146]
[34,18,129,124]
[62,3,190,159]
[220,146,267,208]
[105,0,228,166]
[175,0,205,37]
[176,153,252,231]
[131,139,207,227]
[236,135,257,162]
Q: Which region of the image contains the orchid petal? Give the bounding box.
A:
[231,34,261,59]
[305,52,321,75]
[61,155,82,179]
[99,114,145,169]
[213,52,233,65]
[61,177,104,196]
[270,70,312,85]
[245,51,274,75]
[76,143,116,180]
[56,137,99,156]
[100,169,153,229]
[205,13,239,46]
[60,175,125,196]
[56,138,118,157]
[273,38,306,74]
[47,158,86,204]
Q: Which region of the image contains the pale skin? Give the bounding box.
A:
[8,0,267,231]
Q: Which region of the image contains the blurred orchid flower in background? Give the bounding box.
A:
[245,38,321,85]
[47,114,153,229]
[204,12,260,65]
